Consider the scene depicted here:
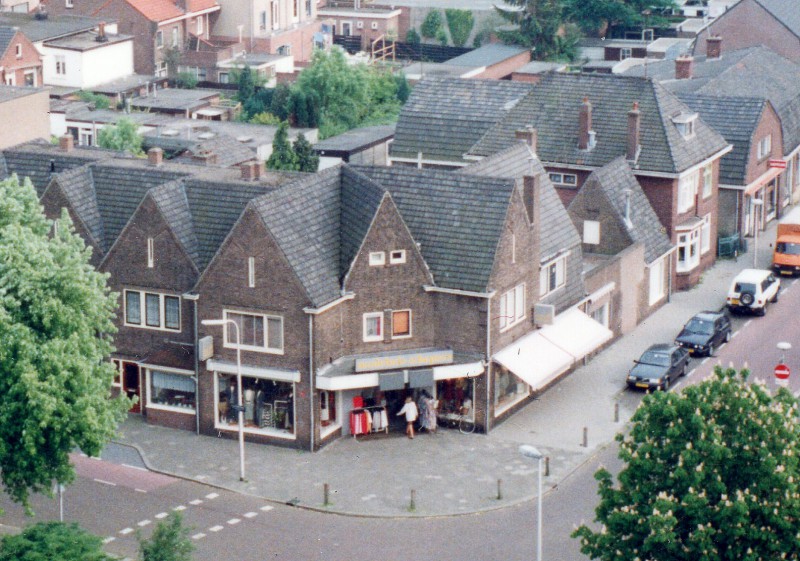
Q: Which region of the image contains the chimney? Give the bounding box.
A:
[675,55,694,80]
[59,134,74,152]
[96,21,108,42]
[148,147,163,166]
[706,35,722,59]
[626,101,641,161]
[515,126,538,153]
[578,97,592,150]
[252,159,263,180]
[192,150,217,166]
[240,160,258,180]
[522,174,541,226]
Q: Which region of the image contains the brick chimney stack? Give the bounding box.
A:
[515,126,538,153]
[706,35,722,59]
[578,97,592,150]
[96,21,108,42]
[148,147,163,166]
[59,134,74,152]
[675,55,694,80]
[627,101,641,161]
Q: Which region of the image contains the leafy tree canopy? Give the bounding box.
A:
[0,176,128,507]
[266,121,298,171]
[0,522,113,561]
[573,366,800,560]
[420,9,444,39]
[139,512,194,561]
[97,117,144,156]
[293,133,319,173]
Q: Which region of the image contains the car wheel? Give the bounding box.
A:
[771,289,780,303]
[740,291,755,306]
[725,331,731,343]
[680,364,687,377]
[663,377,671,391]
[757,302,767,317]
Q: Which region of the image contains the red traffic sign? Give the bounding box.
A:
[775,364,791,380]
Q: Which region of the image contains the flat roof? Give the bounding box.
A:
[44,30,132,51]
[0,12,105,42]
[129,88,221,111]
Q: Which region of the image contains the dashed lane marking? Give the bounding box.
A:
[243,512,257,518]
[122,464,148,472]
[205,492,219,499]
[209,525,224,532]
[155,512,169,519]
[119,528,134,536]
[687,368,696,377]
[173,505,187,511]
[94,479,117,486]
[260,505,274,512]
[103,537,116,544]
[135,489,147,493]
[192,533,206,540]
[189,499,203,505]
[227,518,241,525]
[137,520,151,527]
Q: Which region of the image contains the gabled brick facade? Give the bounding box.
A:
[0,28,42,87]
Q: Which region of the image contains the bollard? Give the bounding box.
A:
[497,479,503,500]
[323,483,330,506]
[614,402,619,423]
[545,456,550,477]
[409,489,416,511]
[582,426,588,448]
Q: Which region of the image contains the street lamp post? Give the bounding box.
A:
[752,198,764,268]
[202,318,246,482]
[519,444,544,561]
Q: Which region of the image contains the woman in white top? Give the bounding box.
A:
[397,396,419,439]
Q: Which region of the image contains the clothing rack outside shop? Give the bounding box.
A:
[349,405,389,437]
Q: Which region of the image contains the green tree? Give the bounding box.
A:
[445,9,475,47]
[395,74,411,104]
[420,9,444,39]
[293,133,319,172]
[139,512,193,561]
[0,176,128,507]
[290,89,309,127]
[494,0,566,60]
[266,121,298,171]
[0,522,112,561]
[573,366,800,561]
[162,46,182,79]
[236,66,256,104]
[249,111,281,125]
[97,117,144,156]
[77,91,110,110]
[270,82,293,121]
[406,28,421,44]
[175,71,198,89]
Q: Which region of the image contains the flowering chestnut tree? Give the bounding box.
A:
[573,366,800,560]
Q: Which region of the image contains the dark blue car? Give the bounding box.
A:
[626,344,690,391]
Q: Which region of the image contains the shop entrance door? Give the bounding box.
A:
[383,389,411,432]
[123,362,141,413]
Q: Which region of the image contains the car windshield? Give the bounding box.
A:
[639,351,671,367]
[685,318,713,335]
[776,242,800,255]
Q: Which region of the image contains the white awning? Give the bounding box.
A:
[206,359,300,383]
[433,361,484,380]
[493,308,613,391]
[316,361,484,390]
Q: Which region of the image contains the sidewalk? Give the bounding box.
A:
[114,224,777,518]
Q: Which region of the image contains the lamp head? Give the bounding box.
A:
[519,444,543,460]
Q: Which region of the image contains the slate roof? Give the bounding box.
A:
[754,0,800,38]
[391,77,533,163]
[339,166,385,277]
[150,180,199,266]
[353,165,517,293]
[0,84,42,103]
[445,44,529,67]
[145,132,257,168]
[0,26,16,58]
[313,124,395,154]
[677,94,767,186]
[0,13,102,43]
[575,156,673,265]
[470,73,729,175]
[51,165,104,247]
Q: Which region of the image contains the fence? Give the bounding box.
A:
[333,35,473,63]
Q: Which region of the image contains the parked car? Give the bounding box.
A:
[675,311,731,357]
[726,268,781,316]
[626,344,690,391]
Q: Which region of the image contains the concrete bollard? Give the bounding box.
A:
[323,483,330,506]
[614,402,619,423]
[545,456,550,477]
[582,426,588,448]
[497,479,502,500]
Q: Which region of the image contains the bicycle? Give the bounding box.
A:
[441,408,475,434]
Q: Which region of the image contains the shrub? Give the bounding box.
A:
[420,10,443,39]
[445,9,474,47]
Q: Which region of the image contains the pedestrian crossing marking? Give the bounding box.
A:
[243,512,257,518]
[137,520,151,527]
[173,505,187,511]
[190,499,203,505]
[103,537,116,544]
[155,512,168,519]
[227,518,240,525]
[260,505,273,512]
[205,492,219,499]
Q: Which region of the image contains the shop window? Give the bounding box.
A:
[436,378,474,423]
[389,250,406,264]
[677,229,700,272]
[223,310,283,353]
[703,164,713,199]
[540,255,566,297]
[216,374,295,436]
[392,310,411,338]
[320,390,337,427]
[499,283,525,330]
[363,312,383,342]
[494,367,530,412]
[147,370,196,413]
[124,290,181,331]
[369,251,385,266]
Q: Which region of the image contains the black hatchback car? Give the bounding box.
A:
[675,311,732,357]
[626,344,690,391]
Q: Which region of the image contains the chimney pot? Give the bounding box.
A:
[706,35,722,59]
[148,147,164,166]
[59,134,74,152]
[675,55,694,80]
[96,21,108,42]
[515,126,538,153]
[579,97,593,150]
[627,101,641,161]
[240,160,262,180]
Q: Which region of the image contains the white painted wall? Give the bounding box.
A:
[40,40,134,89]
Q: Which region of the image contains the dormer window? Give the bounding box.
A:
[673,113,697,139]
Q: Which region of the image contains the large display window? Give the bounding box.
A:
[146,369,196,414]
[436,378,475,423]
[494,366,530,415]
[214,373,295,438]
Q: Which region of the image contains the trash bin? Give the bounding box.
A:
[718,233,740,258]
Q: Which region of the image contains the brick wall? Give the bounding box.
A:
[40,177,105,266]
[474,50,531,80]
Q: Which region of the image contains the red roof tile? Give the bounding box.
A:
[126,0,182,22]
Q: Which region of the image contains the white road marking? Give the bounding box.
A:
[173,505,187,511]
[137,520,151,527]
[205,492,219,499]
[744,320,753,328]
[122,464,148,471]
[155,512,168,519]
[243,512,258,518]
[209,525,224,532]
[227,518,241,525]
[119,528,134,535]
[687,368,696,377]
[189,499,203,505]
[103,537,116,544]
[700,358,709,365]
[94,479,116,486]
[731,330,740,338]
[192,533,206,540]
[260,505,274,512]
[135,489,147,493]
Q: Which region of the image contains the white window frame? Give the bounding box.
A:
[222,309,284,354]
[271,0,280,29]
[620,47,632,60]
[371,21,379,30]
[55,55,66,75]
[356,20,364,29]
[757,135,772,160]
[124,290,181,332]
[248,256,255,287]
[539,255,567,297]
[648,257,666,305]
[702,163,713,199]
[583,220,600,244]
[79,129,93,146]
[548,172,578,187]
[145,367,196,415]
[701,213,711,254]
[590,302,609,327]
[391,309,412,339]
[15,44,21,58]
[499,283,525,331]
[676,229,701,272]
[369,251,385,266]
[156,30,164,49]
[66,0,73,7]
[678,170,699,214]
[363,312,383,342]
[23,70,36,87]
[147,237,154,268]
[196,16,203,35]
[389,250,406,264]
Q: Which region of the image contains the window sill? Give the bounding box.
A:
[320,422,340,440]
[499,318,526,333]
[124,323,181,333]
[493,390,529,417]
[148,403,196,415]
[222,343,284,355]
[214,423,296,440]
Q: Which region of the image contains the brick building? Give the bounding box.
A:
[0,26,42,85]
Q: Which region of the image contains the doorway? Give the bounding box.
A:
[122,362,142,413]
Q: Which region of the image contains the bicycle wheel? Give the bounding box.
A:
[459,416,475,434]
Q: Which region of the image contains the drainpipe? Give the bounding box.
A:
[308,314,314,452]
[183,292,201,435]
[485,296,491,433]
[667,252,673,303]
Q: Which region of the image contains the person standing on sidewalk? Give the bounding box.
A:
[397,396,419,439]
